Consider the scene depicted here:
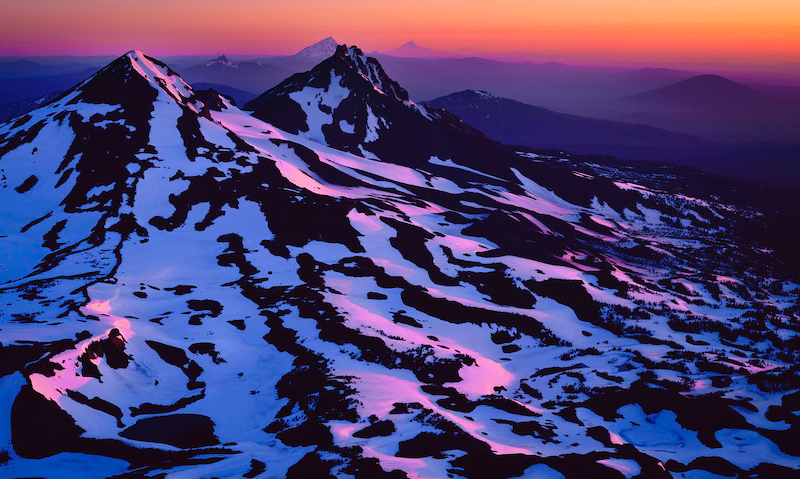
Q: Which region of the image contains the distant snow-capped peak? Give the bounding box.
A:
[204,54,236,68]
[473,90,497,98]
[293,36,339,61]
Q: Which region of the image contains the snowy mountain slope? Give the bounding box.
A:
[1,50,799,479]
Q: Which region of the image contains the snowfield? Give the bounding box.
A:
[0,49,799,479]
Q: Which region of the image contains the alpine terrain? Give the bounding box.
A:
[1,47,799,479]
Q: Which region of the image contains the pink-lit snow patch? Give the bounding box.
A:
[613,181,653,195]
[361,446,440,479]
[126,51,198,113]
[590,216,616,229]
[392,202,446,217]
[330,422,362,440]
[324,289,515,398]
[693,379,711,391]
[30,299,134,404]
[348,209,385,235]
[572,224,619,243]
[597,459,640,477]
[342,370,532,455]
[519,211,553,235]
[609,430,626,445]
[371,257,417,278]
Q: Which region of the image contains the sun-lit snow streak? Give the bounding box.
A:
[29,299,133,404]
[392,201,448,217]
[208,108,390,199]
[323,288,515,398]
[347,209,384,234]
[510,168,582,220]
[88,299,112,315]
[359,447,439,479]
[210,106,468,197]
[428,156,505,182]
[330,422,362,441]
[572,223,620,242]
[519,211,553,235]
[125,51,199,113]
[590,215,616,229]
[337,371,532,456]
[609,431,626,445]
[700,353,781,375]
[597,459,641,477]
[614,181,655,195]
[693,379,711,391]
[370,257,417,277]
[495,189,576,220]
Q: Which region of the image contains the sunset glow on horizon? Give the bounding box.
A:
[1,0,798,65]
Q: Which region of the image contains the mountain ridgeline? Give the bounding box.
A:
[244,45,516,176]
[427,89,700,149]
[1,47,799,479]
[426,89,800,186]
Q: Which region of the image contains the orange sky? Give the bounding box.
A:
[1,0,798,64]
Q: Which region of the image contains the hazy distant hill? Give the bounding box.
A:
[0,67,96,103]
[382,40,455,58]
[0,59,108,78]
[0,90,62,123]
[619,74,776,113]
[602,74,800,143]
[180,55,289,93]
[427,89,699,149]
[373,55,702,107]
[427,89,800,186]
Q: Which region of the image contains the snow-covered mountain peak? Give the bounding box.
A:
[245,45,513,171]
[293,36,339,61]
[331,44,409,101]
[96,50,231,115]
[203,54,235,68]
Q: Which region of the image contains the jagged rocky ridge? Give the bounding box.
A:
[244,45,514,176]
[0,49,799,479]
